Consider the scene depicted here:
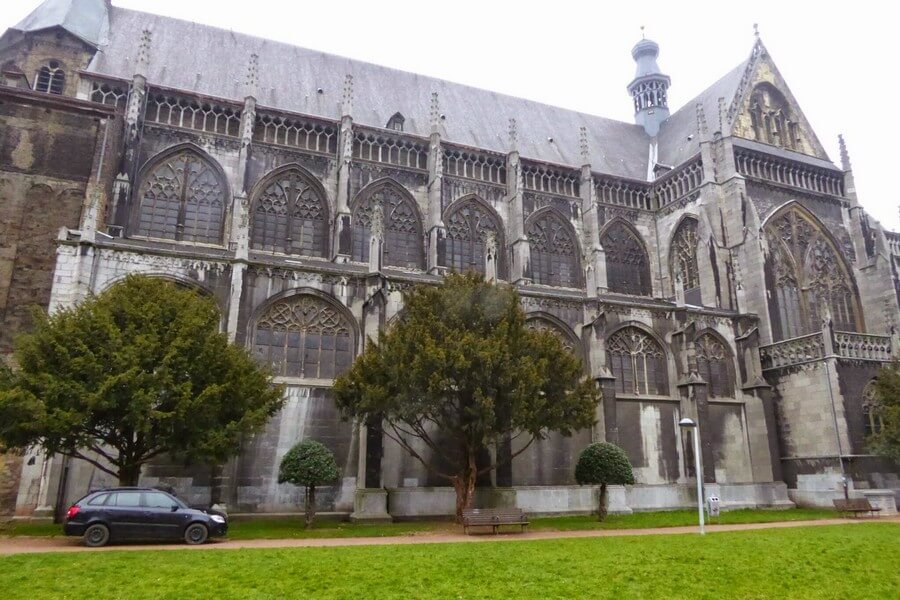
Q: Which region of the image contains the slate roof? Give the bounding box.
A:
[10,0,109,48]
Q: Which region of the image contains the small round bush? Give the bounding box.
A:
[575,442,635,520]
[278,439,340,527]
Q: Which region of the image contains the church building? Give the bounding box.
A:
[1,0,897,519]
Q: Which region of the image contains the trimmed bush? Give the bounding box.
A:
[278,439,340,527]
[575,442,635,521]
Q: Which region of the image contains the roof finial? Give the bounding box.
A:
[696,103,709,137]
[430,92,441,134]
[753,23,760,38]
[508,118,518,152]
[245,53,259,99]
[640,25,646,40]
[579,126,590,165]
[838,134,852,171]
[136,28,152,78]
[341,74,354,117]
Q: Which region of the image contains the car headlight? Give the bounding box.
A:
[209,515,226,524]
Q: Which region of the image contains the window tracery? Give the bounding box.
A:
[352,182,424,269]
[526,317,578,355]
[134,150,226,244]
[527,211,579,288]
[694,333,734,398]
[600,221,652,296]
[252,294,354,379]
[748,83,798,150]
[34,60,65,94]
[765,206,860,339]
[862,381,883,437]
[250,169,329,257]
[607,327,669,396]
[444,199,503,276]
[670,217,700,304]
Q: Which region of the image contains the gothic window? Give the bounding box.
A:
[351,182,424,269]
[607,327,669,396]
[862,382,883,437]
[134,150,226,244]
[250,168,328,257]
[252,294,354,379]
[748,83,797,150]
[526,317,579,356]
[600,221,652,296]
[34,60,65,94]
[387,112,405,132]
[527,210,579,288]
[670,217,701,305]
[765,206,861,340]
[444,198,503,276]
[694,333,734,398]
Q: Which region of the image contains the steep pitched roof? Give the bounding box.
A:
[10,0,109,48]
[85,7,651,179]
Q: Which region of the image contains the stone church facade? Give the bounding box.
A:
[1,0,897,518]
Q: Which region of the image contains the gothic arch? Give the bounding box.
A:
[442,194,505,278]
[525,312,583,360]
[249,164,331,258]
[132,143,229,245]
[249,288,359,380]
[748,83,798,150]
[606,322,671,397]
[599,218,652,296]
[34,59,66,94]
[693,329,736,398]
[763,202,863,339]
[668,215,701,304]
[351,178,425,270]
[526,207,581,288]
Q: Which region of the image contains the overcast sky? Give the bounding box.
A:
[4,0,898,230]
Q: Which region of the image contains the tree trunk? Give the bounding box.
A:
[452,451,478,522]
[305,486,316,528]
[598,483,608,522]
[118,464,141,487]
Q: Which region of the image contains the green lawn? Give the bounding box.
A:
[0,524,896,599]
[0,507,837,539]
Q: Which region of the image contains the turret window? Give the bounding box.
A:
[34,60,65,95]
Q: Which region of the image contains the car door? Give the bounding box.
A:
[105,491,148,539]
[142,491,188,539]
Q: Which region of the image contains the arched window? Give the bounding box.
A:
[134,149,226,243]
[748,83,797,150]
[607,327,669,396]
[694,333,734,398]
[351,181,424,269]
[527,210,579,288]
[34,60,65,94]
[252,294,354,379]
[386,112,405,132]
[600,220,652,296]
[670,217,700,305]
[250,168,329,257]
[444,198,503,276]
[765,206,861,340]
[862,381,883,438]
[526,316,579,356]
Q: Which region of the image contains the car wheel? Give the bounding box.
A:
[84,523,110,548]
[184,523,208,545]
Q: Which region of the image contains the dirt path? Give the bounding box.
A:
[1,517,896,556]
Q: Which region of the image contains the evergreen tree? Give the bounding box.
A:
[278,439,341,527]
[871,362,900,465]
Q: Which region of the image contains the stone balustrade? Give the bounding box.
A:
[760,331,826,370]
[833,331,893,361]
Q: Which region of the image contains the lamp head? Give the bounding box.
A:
[679,417,697,428]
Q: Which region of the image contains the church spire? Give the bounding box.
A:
[627,30,671,137]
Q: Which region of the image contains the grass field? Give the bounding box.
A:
[0,523,896,599]
[0,507,837,539]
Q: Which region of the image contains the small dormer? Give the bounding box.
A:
[386,112,405,132]
[33,59,66,94]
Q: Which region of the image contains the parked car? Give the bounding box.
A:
[63,487,227,547]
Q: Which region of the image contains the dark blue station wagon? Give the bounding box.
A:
[64,487,227,547]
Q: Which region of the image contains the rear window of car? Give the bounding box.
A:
[87,493,109,506]
[106,492,141,507]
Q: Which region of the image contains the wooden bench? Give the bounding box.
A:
[462,508,529,534]
[833,497,882,518]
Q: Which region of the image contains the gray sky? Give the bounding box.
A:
[4,0,898,230]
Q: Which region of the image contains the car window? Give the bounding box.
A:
[87,493,109,506]
[108,492,141,507]
[143,492,175,508]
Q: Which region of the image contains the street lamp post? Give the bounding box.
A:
[679,417,705,535]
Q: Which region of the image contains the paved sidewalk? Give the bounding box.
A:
[1,517,895,556]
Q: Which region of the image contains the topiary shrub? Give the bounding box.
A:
[575,442,635,521]
[278,439,341,527]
